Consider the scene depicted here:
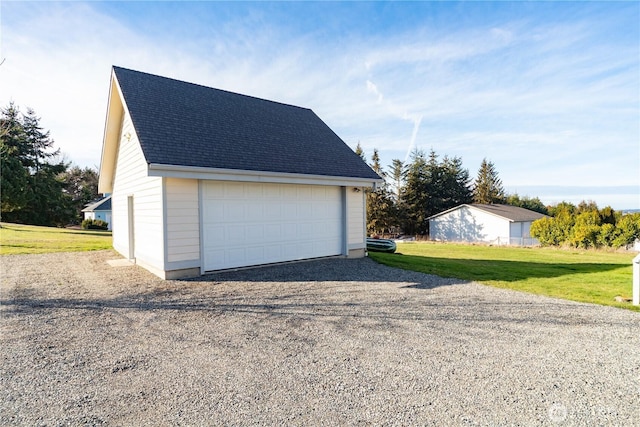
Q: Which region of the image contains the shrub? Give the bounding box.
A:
[531,217,561,246]
[532,203,639,249]
[81,218,109,230]
[611,213,640,248]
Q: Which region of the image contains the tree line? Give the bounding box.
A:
[359,144,640,248]
[531,201,640,249]
[1,103,99,227]
[357,143,546,236]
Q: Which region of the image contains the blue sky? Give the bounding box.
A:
[1,1,638,209]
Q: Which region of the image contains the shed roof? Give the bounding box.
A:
[110,66,381,181]
[82,195,112,213]
[429,204,547,222]
[471,204,547,222]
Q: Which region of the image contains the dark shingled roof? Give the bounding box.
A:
[113,66,381,181]
[82,195,112,213]
[471,204,547,222]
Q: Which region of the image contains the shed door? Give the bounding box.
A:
[202,181,342,271]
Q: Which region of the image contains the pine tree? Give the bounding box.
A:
[473,158,505,204]
[388,159,404,200]
[0,103,30,219]
[0,103,74,226]
[441,155,473,208]
[354,141,366,162]
[61,166,100,223]
[401,149,429,235]
[366,149,395,236]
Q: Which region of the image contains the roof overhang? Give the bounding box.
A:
[98,70,127,194]
[148,163,382,188]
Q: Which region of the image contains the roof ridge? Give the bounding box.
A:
[112,65,313,112]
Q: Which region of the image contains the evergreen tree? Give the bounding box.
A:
[0,103,74,226]
[60,166,100,223]
[439,155,473,210]
[473,158,505,204]
[400,149,429,235]
[388,159,404,200]
[366,149,395,236]
[354,141,366,162]
[0,103,30,219]
[505,194,548,215]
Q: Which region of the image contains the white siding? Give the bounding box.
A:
[347,188,366,250]
[430,205,510,244]
[165,178,200,265]
[111,111,164,270]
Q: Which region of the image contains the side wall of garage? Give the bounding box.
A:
[346,187,366,257]
[164,178,201,277]
[111,111,164,273]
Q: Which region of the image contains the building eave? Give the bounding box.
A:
[98,70,127,194]
[147,163,382,188]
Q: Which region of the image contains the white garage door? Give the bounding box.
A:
[202,181,343,271]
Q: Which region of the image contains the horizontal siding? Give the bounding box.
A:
[111,111,164,269]
[165,178,200,263]
[347,189,365,246]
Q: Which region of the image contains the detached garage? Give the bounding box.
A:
[98,66,381,279]
[428,204,547,246]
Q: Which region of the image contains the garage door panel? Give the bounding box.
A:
[246,205,264,221]
[264,203,281,220]
[203,182,342,271]
[224,182,245,198]
[224,202,245,220]
[205,204,224,222]
[264,224,282,240]
[204,182,224,198]
[246,224,264,240]
[204,226,225,244]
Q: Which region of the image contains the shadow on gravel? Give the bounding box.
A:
[1,257,617,326]
[0,295,595,326]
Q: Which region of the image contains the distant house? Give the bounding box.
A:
[428,204,547,246]
[82,195,112,230]
[98,66,381,279]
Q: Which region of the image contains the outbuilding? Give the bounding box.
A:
[98,66,381,279]
[428,204,547,246]
[81,195,112,230]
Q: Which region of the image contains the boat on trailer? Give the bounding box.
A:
[366,238,397,253]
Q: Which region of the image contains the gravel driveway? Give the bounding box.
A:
[1,250,639,426]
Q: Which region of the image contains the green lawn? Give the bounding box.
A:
[369,242,639,311]
[0,222,112,255]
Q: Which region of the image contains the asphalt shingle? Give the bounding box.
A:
[113,66,381,181]
[471,204,547,222]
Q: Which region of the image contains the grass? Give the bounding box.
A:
[369,242,640,312]
[0,222,112,255]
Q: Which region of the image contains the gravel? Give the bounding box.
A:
[1,250,639,426]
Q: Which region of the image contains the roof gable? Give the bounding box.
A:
[109,66,381,181]
[82,195,112,213]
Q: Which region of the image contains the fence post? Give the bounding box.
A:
[633,253,640,306]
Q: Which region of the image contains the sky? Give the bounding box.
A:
[1,1,639,210]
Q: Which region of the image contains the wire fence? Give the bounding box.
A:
[492,237,541,247]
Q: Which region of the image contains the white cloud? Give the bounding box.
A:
[0,2,637,208]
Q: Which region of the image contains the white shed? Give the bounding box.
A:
[428,204,547,246]
[81,195,112,230]
[98,66,381,279]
